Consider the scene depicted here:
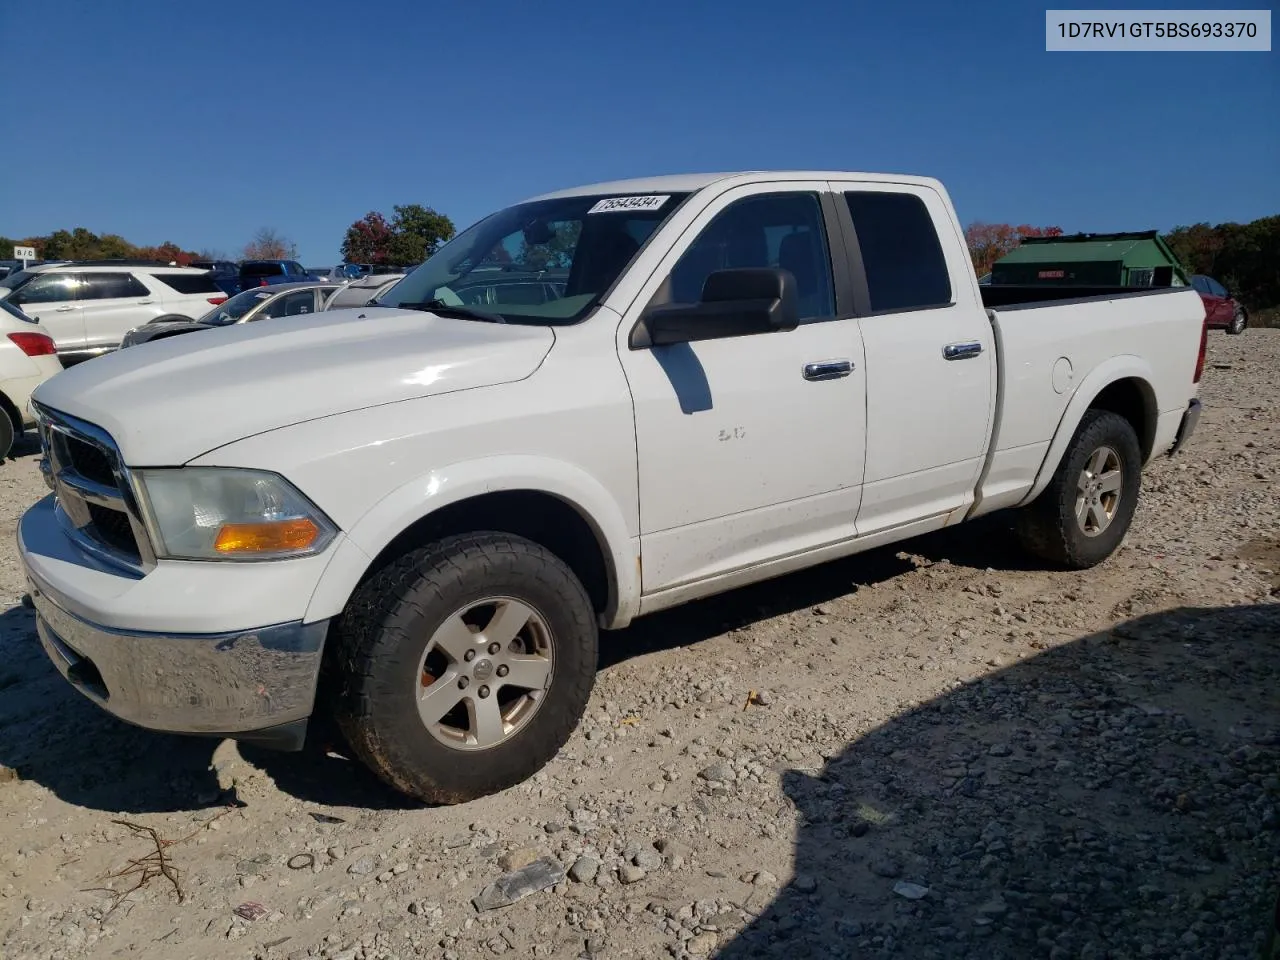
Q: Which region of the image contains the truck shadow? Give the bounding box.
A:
[0,604,223,812]
[711,602,1280,959]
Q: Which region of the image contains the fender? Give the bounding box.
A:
[303,454,640,630]
[1017,354,1156,508]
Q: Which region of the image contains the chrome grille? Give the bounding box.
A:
[34,402,156,575]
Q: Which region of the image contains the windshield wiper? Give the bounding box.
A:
[395,299,507,323]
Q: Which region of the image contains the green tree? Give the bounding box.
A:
[390,204,454,264]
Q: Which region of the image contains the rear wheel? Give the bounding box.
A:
[1228,306,1247,335]
[1015,410,1142,569]
[330,532,598,804]
[0,408,14,461]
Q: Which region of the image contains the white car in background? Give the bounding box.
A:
[322,273,405,309]
[0,260,228,364]
[0,299,62,459]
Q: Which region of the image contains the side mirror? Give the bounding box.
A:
[641,268,800,347]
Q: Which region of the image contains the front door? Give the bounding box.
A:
[617,183,867,595]
[829,181,996,534]
[6,272,85,352]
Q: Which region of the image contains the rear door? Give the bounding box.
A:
[828,181,995,535]
[79,273,158,352]
[5,272,85,352]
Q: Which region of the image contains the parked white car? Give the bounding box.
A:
[19,171,1206,805]
[322,273,405,309]
[0,260,227,363]
[0,299,63,458]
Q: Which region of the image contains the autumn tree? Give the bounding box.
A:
[243,227,296,260]
[1165,215,1280,311]
[339,204,455,268]
[340,212,395,265]
[965,222,1063,276]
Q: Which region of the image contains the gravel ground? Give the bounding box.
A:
[0,330,1276,960]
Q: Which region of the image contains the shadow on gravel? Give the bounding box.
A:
[600,512,1028,670]
[0,603,223,813]
[714,602,1280,960]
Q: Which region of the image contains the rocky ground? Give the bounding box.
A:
[0,331,1276,960]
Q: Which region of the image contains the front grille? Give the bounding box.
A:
[64,435,116,487]
[35,403,155,574]
[85,503,141,560]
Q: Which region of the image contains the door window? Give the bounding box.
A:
[257,290,316,320]
[81,273,151,300]
[662,192,836,321]
[8,273,80,306]
[844,191,952,313]
[1206,277,1229,298]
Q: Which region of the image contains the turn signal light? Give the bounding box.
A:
[7,332,57,357]
[213,518,320,554]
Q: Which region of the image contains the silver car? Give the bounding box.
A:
[120,281,344,348]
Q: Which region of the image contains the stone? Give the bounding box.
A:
[619,864,646,884]
[870,859,903,879]
[347,856,376,876]
[632,848,663,871]
[699,761,734,783]
[687,932,718,956]
[497,847,539,872]
[794,874,818,894]
[893,881,930,900]
[568,857,600,884]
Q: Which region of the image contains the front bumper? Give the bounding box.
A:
[18,494,332,749]
[30,583,326,746]
[1169,398,1202,456]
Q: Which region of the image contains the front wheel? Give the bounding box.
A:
[330,532,598,804]
[1228,306,1247,335]
[1015,410,1142,569]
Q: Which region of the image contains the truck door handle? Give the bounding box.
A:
[943,341,983,360]
[55,305,75,313]
[802,359,854,381]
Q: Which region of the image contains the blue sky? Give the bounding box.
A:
[4,0,1276,264]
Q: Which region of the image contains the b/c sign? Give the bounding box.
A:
[13,246,35,260]
[1046,10,1271,50]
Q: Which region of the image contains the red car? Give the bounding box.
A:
[1191,274,1248,334]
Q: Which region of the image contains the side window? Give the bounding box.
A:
[258,291,314,320]
[9,273,80,305]
[81,273,150,300]
[844,191,952,313]
[1190,276,1211,295]
[664,192,835,321]
[1207,277,1228,298]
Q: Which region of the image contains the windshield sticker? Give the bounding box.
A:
[587,195,670,214]
[254,292,272,299]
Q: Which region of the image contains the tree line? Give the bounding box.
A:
[7,209,1275,318]
[0,226,299,265]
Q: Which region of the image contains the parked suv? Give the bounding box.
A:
[0,261,228,363]
[1190,274,1248,334]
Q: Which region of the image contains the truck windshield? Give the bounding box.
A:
[377,191,691,324]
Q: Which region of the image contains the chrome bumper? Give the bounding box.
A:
[30,582,328,746]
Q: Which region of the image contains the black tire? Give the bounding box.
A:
[1015,409,1142,570]
[329,532,598,804]
[0,408,14,461]
[1228,306,1247,335]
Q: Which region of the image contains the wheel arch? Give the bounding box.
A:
[304,456,640,631]
[1019,357,1158,507]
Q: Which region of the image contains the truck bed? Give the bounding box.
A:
[980,283,1199,310]
[972,284,1205,518]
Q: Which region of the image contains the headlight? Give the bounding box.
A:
[133,467,337,561]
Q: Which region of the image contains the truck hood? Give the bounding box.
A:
[33,307,555,465]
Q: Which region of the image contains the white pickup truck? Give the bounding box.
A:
[18,171,1206,804]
